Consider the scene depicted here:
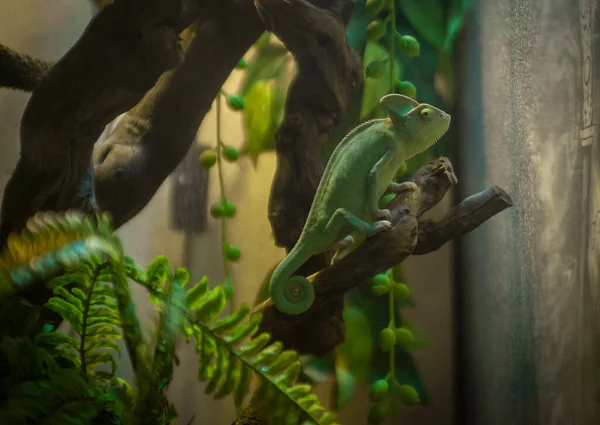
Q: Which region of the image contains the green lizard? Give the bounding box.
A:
[269,94,451,315]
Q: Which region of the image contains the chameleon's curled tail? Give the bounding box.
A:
[269,243,315,316]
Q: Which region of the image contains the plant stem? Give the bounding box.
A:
[216,92,240,415]
[389,0,397,92]
[388,271,397,424]
[215,92,233,307]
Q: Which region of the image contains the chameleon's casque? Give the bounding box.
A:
[269,94,451,315]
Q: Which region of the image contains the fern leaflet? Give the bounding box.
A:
[127,257,339,425]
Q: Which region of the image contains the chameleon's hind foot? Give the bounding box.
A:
[270,275,315,315]
[369,220,392,236]
[389,181,418,194]
[331,235,355,264]
[375,208,392,221]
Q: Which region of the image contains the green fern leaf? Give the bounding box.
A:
[194,286,227,322]
[210,303,250,333]
[186,290,337,425]
[233,362,251,406]
[123,256,146,283]
[34,332,79,351]
[45,297,83,333]
[185,276,209,309]
[145,255,171,286]
[223,313,261,345]
[237,332,271,357]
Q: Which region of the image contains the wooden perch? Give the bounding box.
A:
[93,0,264,228]
[0,0,191,246]
[255,157,513,356]
[264,0,363,276]
[0,0,266,246]
[0,44,52,92]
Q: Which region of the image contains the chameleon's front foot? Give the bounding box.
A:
[389,181,418,194]
[375,208,392,221]
[368,219,392,236]
[270,275,315,315]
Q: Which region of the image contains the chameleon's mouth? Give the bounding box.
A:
[407,118,451,159]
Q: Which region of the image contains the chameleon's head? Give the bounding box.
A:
[380,94,451,159]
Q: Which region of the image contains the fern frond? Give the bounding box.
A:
[121,255,336,424]
[0,211,121,295]
[43,262,123,383]
[0,334,121,425]
[185,283,338,425]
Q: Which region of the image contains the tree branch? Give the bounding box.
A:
[93,0,264,228]
[412,184,513,255]
[0,0,201,246]
[255,157,513,356]
[0,44,53,92]
[263,0,363,275]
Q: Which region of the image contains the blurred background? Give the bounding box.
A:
[0,0,599,424]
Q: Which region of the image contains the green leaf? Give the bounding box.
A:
[123,256,146,282]
[444,0,472,52]
[337,304,373,384]
[185,276,209,310]
[145,255,171,287]
[45,297,83,333]
[240,42,290,96]
[360,41,402,119]
[346,0,371,51]
[241,81,278,164]
[332,360,355,412]
[224,314,261,345]
[399,0,446,50]
[194,286,226,323]
[237,332,271,357]
[34,332,79,351]
[211,303,250,334]
[234,363,251,406]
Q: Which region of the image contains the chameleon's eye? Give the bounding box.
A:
[420,107,433,120]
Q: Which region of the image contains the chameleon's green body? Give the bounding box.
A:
[269,94,451,315]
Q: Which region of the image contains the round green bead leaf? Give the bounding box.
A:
[365,0,385,16]
[199,150,217,168]
[397,384,420,405]
[367,402,388,424]
[225,245,241,262]
[394,327,413,347]
[223,201,237,218]
[371,284,389,296]
[393,283,410,300]
[397,34,420,58]
[398,81,417,98]
[371,273,391,288]
[378,328,396,351]
[369,379,389,402]
[378,193,396,209]
[365,60,385,79]
[210,203,225,218]
[223,146,240,162]
[235,57,247,69]
[366,20,386,41]
[227,94,245,111]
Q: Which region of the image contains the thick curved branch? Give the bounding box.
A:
[412,185,513,255]
[93,0,264,228]
[255,157,513,356]
[0,44,52,91]
[0,0,201,245]
[263,0,363,275]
